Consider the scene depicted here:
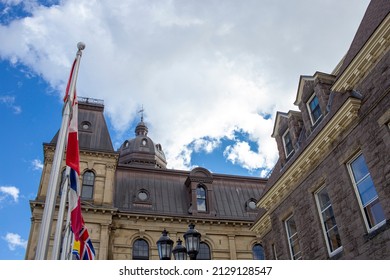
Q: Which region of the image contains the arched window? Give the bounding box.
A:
[132,239,149,260]
[196,185,207,212]
[81,171,95,199]
[252,244,265,260]
[197,242,211,260]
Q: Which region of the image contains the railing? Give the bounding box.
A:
[78,96,104,106]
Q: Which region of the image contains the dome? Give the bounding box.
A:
[118,118,167,169]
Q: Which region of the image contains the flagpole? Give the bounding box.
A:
[35,42,86,260]
[60,193,73,260]
[51,167,70,259]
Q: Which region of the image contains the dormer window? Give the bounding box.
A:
[282,129,294,158]
[307,93,322,125]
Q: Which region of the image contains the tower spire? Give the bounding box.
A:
[138,105,144,122]
[135,106,148,136]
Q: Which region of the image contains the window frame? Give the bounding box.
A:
[197,242,211,260]
[196,185,207,212]
[272,243,278,260]
[307,93,322,126]
[81,170,95,200]
[314,185,343,257]
[252,243,265,260]
[285,215,302,260]
[132,239,149,260]
[347,153,386,232]
[282,129,294,158]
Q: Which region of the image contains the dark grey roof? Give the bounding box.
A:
[114,165,267,221]
[50,98,115,153]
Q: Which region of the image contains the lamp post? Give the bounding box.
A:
[157,223,201,260]
[156,229,174,260]
[183,223,201,260]
[172,238,187,260]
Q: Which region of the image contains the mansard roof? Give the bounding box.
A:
[50,97,115,153]
[114,165,267,222]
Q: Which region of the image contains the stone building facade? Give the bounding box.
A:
[26,99,267,260]
[251,0,390,259]
[26,0,389,261]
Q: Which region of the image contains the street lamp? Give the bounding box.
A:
[183,223,201,260]
[172,238,187,260]
[156,229,174,260]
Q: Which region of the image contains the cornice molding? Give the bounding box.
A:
[257,97,361,215]
[332,14,390,92]
[250,213,271,237]
[30,201,254,227]
[115,213,253,227]
[43,143,119,160]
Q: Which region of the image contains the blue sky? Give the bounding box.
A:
[0,0,370,259]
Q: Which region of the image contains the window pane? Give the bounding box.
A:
[309,95,319,110]
[327,226,342,252]
[197,242,211,260]
[317,189,331,209]
[286,218,297,236]
[81,186,93,199]
[197,199,206,211]
[82,171,95,199]
[365,198,386,228]
[349,154,385,229]
[196,186,207,212]
[322,207,337,231]
[351,154,370,182]
[133,239,149,260]
[252,244,265,260]
[286,216,301,260]
[283,131,294,156]
[309,95,322,123]
[316,187,342,254]
[357,175,378,206]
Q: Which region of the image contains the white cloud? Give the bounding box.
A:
[31,159,43,170]
[0,95,22,114]
[0,186,20,202]
[2,232,27,251]
[0,0,370,173]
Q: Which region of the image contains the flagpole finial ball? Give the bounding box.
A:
[77,42,86,51]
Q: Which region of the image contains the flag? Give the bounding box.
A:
[78,225,96,260]
[69,168,83,240]
[72,240,81,260]
[66,91,80,175]
[63,58,77,103]
[64,61,83,240]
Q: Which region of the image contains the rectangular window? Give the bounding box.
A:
[347,153,386,231]
[285,215,302,260]
[307,93,322,125]
[315,186,342,256]
[282,130,294,158]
